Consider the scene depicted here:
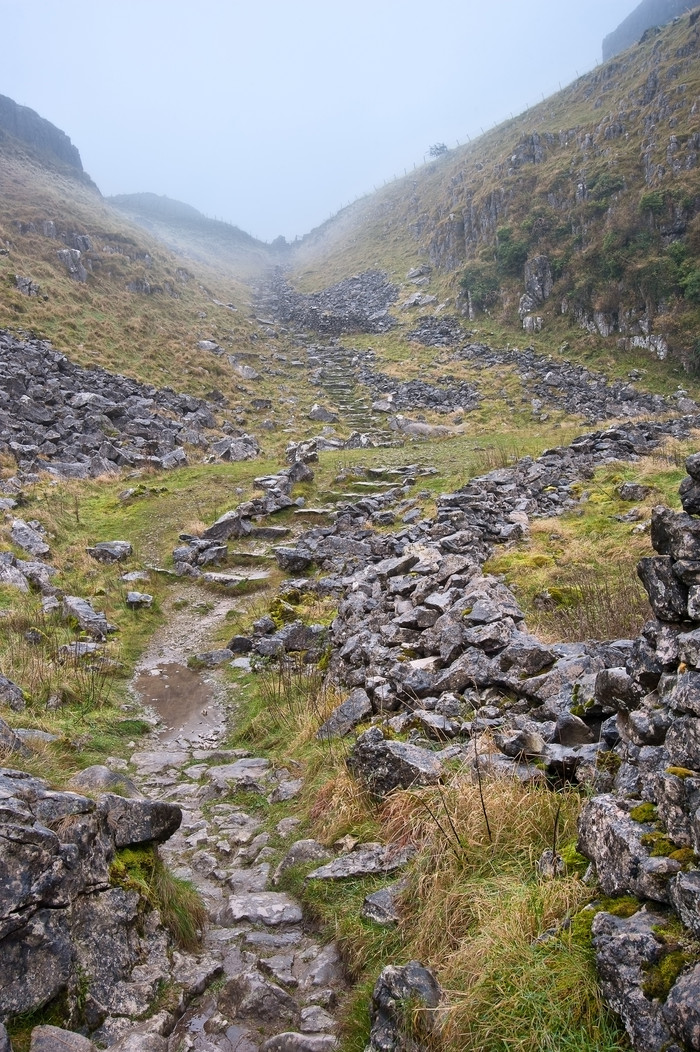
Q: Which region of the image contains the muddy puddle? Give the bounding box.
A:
[132,662,227,744]
[129,586,247,746]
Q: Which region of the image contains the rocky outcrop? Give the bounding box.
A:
[0,94,84,173]
[603,0,695,61]
[0,768,181,1027]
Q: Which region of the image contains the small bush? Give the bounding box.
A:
[496,227,529,276]
[460,264,500,311]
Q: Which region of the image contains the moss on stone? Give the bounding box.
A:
[642,950,690,1001]
[669,847,698,867]
[629,802,658,823]
[641,831,676,857]
[666,766,697,780]
[570,895,641,946]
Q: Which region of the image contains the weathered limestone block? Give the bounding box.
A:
[347,728,443,797]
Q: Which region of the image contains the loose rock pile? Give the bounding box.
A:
[355,353,479,414]
[256,271,399,335]
[0,330,244,478]
[454,343,675,422]
[406,314,468,346]
[245,414,700,1050]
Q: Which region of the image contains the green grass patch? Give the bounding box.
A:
[110,846,207,952]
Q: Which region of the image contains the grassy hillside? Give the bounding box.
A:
[290,11,700,375]
[0,138,323,453]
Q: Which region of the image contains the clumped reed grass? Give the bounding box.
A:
[379,777,626,1052]
[531,563,650,642]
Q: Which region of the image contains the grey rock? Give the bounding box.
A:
[618,482,652,502]
[0,908,74,1017]
[274,840,332,885]
[30,1026,97,1050]
[578,794,680,902]
[663,963,700,1048]
[218,971,300,1027]
[366,961,442,1052]
[308,404,339,423]
[227,635,253,654]
[126,591,153,609]
[592,909,676,1052]
[191,648,234,667]
[0,675,26,712]
[669,871,700,937]
[317,688,372,739]
[362,883,403,926]
[261,1035,337,1052]
[679,475,700,515]
[223,892,303,926]
[86,541,132,563]
[306,842,415,881]
[499,633,555,675]
[98,793,182,847]
[495,727,546,758]
[347,728,443,796]
[201,509,250,541]
[10,519,49,557]
[0,555,29,592]
[207,757,271,791]
[637,557,688,622]
[0,715,31,755]
[668,672,700,716]
[68,765,141,798]
[554,712,595,746]
[62,596,117,640]
[0,1023,9,1052]
[595,667,636,711]
[275,548,314,573]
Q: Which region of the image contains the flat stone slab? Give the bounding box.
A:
[261,1035,338,1052]
[224,893,303,927]
[130,750,190,774]
[207,758,271,790]
[202,570,270,587]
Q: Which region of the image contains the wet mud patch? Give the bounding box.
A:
[132,661,226,743]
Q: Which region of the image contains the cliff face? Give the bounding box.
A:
[0,93,83,172]
[603,0,696,60]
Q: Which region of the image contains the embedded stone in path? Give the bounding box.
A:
[261,1034,338,1051]
[207,757,271,791]
[202,569,270,587]
[223,892,303,926]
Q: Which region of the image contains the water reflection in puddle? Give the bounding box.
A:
[132,662,223,743]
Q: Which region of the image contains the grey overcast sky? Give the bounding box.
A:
[2,0,635,242]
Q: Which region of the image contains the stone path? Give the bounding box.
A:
[118,589,345,1051]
